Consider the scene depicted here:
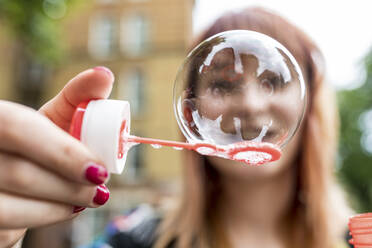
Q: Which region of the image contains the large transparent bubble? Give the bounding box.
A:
[173,30,306,159]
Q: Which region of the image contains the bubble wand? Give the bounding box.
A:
[70,100,281,174]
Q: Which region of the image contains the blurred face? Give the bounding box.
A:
[189,48,306,180]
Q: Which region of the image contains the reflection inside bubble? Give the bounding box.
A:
[174,30,306,151]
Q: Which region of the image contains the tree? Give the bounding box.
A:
[338,49,372,212]
[0,0,78,107]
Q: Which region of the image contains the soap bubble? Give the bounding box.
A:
[173,30,306,152]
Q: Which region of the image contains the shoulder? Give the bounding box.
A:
[108,205,161,248]
[83,204,162,248]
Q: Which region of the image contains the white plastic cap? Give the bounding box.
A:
[80,100,131,174]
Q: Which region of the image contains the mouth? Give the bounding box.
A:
[240,127,260,140]
[219,115,280,142]
[227,121,279,141]
[220,124,278,141]
[240,125,277,140]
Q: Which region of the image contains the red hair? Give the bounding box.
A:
[156,7,351,248]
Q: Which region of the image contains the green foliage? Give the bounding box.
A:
[338,49,372,212]
[0,0,77,64]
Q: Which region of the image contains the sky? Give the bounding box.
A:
[193,0,372,90]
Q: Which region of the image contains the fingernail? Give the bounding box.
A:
[93,66,114,80]
[85,163,108,185]
[73,206,86,213]
[93,185,110,205]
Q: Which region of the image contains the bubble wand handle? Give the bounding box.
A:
[125,134,281,166]
[124,135,225,153]
[126,135,195,150]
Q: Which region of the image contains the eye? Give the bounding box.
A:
[209,80,237,96]
[260,79,274,96]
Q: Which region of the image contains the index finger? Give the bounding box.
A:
[0,101,108,185]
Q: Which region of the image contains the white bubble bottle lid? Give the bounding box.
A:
[69,99,131,174]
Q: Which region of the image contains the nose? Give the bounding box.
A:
[235,82,269,115]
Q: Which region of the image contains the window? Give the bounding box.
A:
[88,14,117,59]
[96,0,148,3]
[118,68,146,116]
[123,144,144,182]
[120,14,149,56]
[15,57,48,108]
[128,0,149,2]
[96,0,117,4]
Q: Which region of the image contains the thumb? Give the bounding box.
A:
[39,66,114,131]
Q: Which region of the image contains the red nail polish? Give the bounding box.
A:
[73,206,86,213]
[93,185,110,205]
[93,66,114,80]
[85,163,108,184]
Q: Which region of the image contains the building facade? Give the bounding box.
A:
[0,0,193,247]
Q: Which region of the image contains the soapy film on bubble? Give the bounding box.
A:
[173,30,306,157]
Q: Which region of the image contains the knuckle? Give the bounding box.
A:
[61,142,88,168]
[0,112,16,142]
[61,143,76,159]
[0,103,28,142]
[59,142,91,173]
[6,160,34,190]
[0,198,9,226]
[55,144,78,172]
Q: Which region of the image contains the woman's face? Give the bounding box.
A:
[189,48,306,180]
